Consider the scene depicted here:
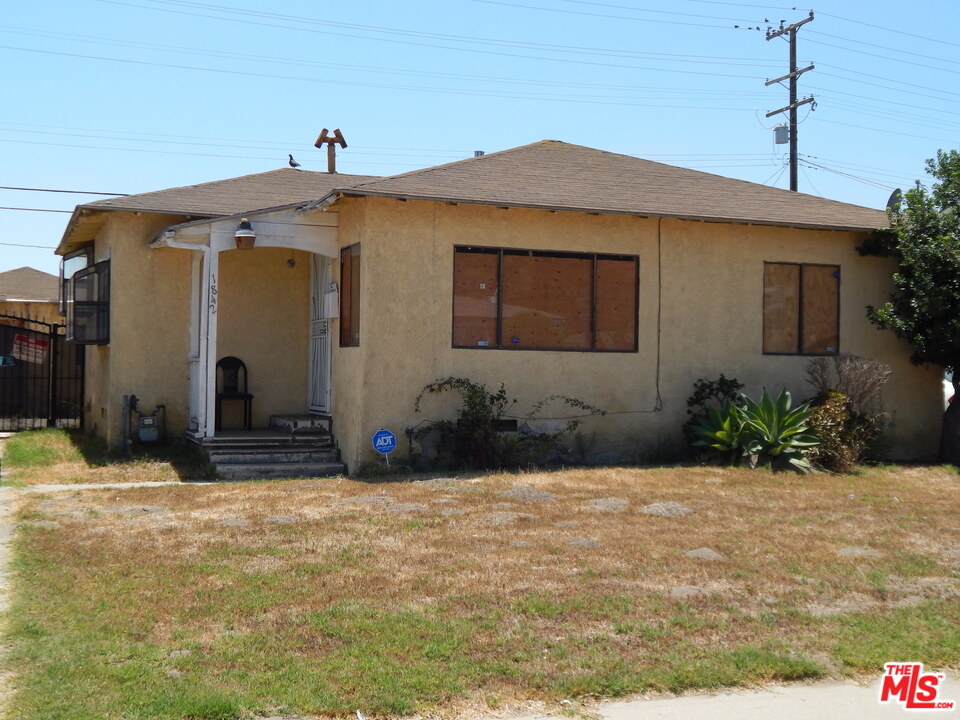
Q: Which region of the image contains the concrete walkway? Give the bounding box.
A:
[507,676,956,719]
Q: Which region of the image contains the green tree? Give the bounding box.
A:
[859,149,960,462]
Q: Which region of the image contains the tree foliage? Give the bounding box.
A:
[859,149,960,370]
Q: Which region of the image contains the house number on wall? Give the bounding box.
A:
[209,278,218,314]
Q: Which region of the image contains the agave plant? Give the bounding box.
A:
[691,388,821,472]
[738,388,821,471]
[691,401,747,466]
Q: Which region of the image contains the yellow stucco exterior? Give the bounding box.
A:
[82,212,192,442]
[330,196,940,470]
[68,195,939,469]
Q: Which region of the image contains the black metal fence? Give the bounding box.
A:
[0,314,84,432]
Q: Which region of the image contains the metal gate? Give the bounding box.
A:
[0,314,84,431]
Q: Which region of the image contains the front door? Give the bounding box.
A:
[308,255,332,413]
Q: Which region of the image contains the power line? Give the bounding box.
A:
[0,186,127,196]
[816,11,960,49]
[0,207,73,213]
[0,241,58,248]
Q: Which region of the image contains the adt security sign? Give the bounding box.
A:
[372,429,397,464]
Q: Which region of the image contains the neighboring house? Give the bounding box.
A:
[55,141,941,472]
[0,266,60,325]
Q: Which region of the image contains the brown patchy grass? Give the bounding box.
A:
[8,465,960,719]
[2,428,213,484]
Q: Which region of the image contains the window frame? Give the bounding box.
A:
[762,261,840,356]
[339,243,361,347]
[452,245,639,353]
[59,246,92,316]
[65,259,110,345]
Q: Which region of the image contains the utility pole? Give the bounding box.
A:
[765,11,815,192]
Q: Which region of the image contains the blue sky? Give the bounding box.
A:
[2,0,958,275]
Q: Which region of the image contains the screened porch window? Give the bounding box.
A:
[453,246,638,351]
[66,260,110,345]
[763,262,839,355]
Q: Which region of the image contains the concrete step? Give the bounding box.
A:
[215,461,346,481]
[270,414,332,435]
[208,449,340,464]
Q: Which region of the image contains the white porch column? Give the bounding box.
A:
[202,231,232,437]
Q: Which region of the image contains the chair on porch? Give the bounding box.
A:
[215,356,254,431]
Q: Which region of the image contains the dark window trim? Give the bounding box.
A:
[762,261,840,357]
[66,259,110,345]
[339,243,360,347]
[452,245,639,353]
[59,246,92,316]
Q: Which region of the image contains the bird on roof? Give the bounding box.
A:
[288,154,302,171]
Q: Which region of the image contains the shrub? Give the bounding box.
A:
[805,355,892,415]
[682,374,745,444]
[806,391,886,473]
[805,355,891,470]
[691,388,820,472]
[413,377,604,470]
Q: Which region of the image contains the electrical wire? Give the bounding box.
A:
[0,241,59,248]
[0,207,73,213]
[0,186,126,196]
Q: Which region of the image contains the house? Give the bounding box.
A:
[55,141,942,474]
[0,267,60,325]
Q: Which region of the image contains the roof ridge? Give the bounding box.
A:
[347,140,563,190]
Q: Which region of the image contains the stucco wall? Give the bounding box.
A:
[83,212,192,444]
[217,247,310,427]
[332,197,940,471]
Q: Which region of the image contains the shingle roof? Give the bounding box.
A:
[0,267,59,303]
[82,168,379,217]
[339,140,888,231]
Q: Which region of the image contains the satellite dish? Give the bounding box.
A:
[886,188,903,213]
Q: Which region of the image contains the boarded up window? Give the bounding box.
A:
[453,248,499,347]
[502,252,592,349]
[596,257,638,351]
[452,247,638,352]
[801,264,840,354]
[763,262,839,355]
[763,263,800,354]
[339,244,360,347]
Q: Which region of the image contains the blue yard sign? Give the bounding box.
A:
[372,429,397,464]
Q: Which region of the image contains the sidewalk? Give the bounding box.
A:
[508,676,957,719]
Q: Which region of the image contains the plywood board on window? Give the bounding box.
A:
[596,258,637,350]
[502,254,591,349]
[763,262,800,354]
[339,245,360,346]
[801,264,839,354]
[453,250,499,347]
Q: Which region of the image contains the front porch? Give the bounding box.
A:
[187,414,345,480]
[152,205,343,479]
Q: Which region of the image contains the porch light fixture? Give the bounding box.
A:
[234,218,256,250]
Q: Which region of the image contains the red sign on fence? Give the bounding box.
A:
[12,334,49,365]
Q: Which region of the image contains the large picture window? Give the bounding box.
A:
[453,247,638,351]
[763,261,839,355]
[339,243,361,347]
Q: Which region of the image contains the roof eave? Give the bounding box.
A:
[337,190,885,233]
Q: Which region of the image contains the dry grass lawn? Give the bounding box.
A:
[6,464,960,719]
